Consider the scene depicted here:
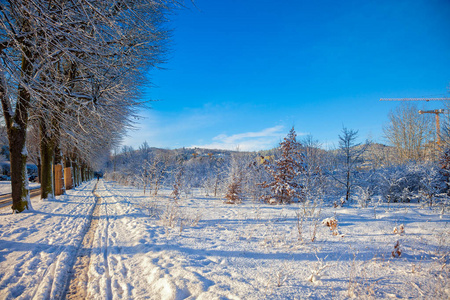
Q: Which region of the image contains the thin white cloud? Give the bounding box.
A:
[191,125,290,151]
[123,104,307,151]
[123,103,234,147]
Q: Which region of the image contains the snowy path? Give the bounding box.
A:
[64,182,103,299]
[0,181,97,299]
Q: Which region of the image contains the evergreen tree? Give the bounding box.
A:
[260,127,306,204]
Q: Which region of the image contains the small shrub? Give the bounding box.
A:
[322,217,340,236]
[354,186,373,208]
[393,224,405,235]
[392,240,402,258]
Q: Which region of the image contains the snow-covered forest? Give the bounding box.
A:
[0,0,449,299]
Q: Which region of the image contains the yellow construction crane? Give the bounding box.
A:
[418,109,446,145]
[380,97,450,146]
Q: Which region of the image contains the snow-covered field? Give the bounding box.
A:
[0,180,449,299]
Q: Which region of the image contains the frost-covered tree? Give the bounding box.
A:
[171,163,184,201]
[240,154,268,202]
[378,166,410,203]
[333,127,369,205]
[260,127,306,204]
[150,151,172,196]
[419,163,444,206]
[201,155,226,197]
[224,154,245,204]
[383,103,434,163]
[300,135,328,211]
[439,148,450,193]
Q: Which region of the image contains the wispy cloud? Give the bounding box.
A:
[191,125,288,151]
[121,107,223,149]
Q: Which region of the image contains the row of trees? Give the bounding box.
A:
[0,0,178,212]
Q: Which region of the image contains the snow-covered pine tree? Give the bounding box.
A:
[260,127,306,204]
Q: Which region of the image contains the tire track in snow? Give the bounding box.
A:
[0,182,96,300]
[100,182,113,300]
[61,181,105,300]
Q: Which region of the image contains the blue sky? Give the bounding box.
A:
[123,0,450,151]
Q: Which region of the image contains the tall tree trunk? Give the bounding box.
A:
[81,164,86,182]
[345,169,350,203]
[37,157,41,183]
[72,156,78,187]
[9,125,30,212]
[40,122,55,199]
[0,51,33,212]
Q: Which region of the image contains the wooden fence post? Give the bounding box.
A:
[64,167,73,190]
[53,165,64,196]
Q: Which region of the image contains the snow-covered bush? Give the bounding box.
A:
[373,161,447,206]
[308,253,330,285]
[353,186,373,208]
[419,163,446,206]
[322,217,340,236]
[439,148,450,194]
[378,164,420,203]
[377,167,404,203]
[160,197,201,233]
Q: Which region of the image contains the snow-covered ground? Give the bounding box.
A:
[0,180,449,299]
[0,181,40,195]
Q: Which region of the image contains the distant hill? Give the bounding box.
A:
[110,143,398,170]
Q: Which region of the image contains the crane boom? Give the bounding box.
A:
[380,98,449,101]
